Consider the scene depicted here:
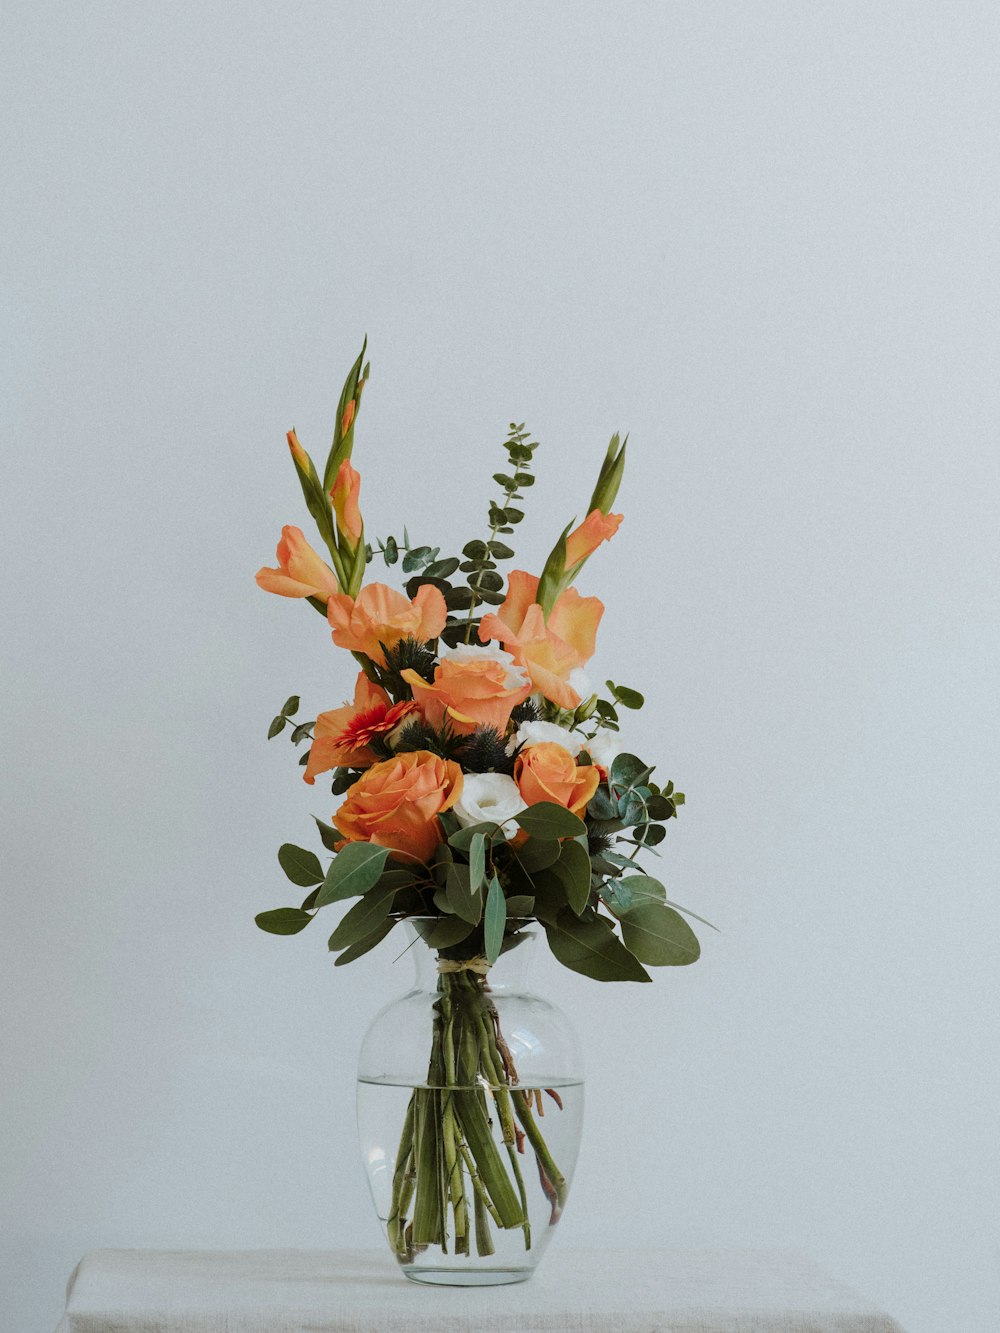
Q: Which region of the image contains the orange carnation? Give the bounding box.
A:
[303,673,415,784]
[479,570,603,710]
[255,526,339,600]
[327,582,447,667]
[514,742,600,817]
[334,750,464,863]
[400,650,531,737]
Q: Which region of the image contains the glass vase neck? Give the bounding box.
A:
[403,920,538,993]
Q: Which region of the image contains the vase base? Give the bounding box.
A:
[402,1265,534,1287]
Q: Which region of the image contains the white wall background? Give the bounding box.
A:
[2,3,997,1330]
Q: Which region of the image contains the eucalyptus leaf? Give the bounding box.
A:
[610,753,654,789]
[267,715,286,739]
[514,802,587,840]
[281,695,300,717]
[619,901,700,966]
[255,907,313,935]
[417,916,476,948]
[327,883,397,951]
[448,822,502,852]
[505,894,534,917]
[512,837,560,873]
[468,832,486,893]
[312,816,340,852]
[550,839,592,916]
[423,556,461,580]
[314,842,390,908]
[277,843,324,887]
[484,876,506,965]
[586,789,618,821]
[446,863,481,925]
[333,918,395,966]
[544,912,651,983]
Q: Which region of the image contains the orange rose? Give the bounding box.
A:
[514,742,600,817]
[330,459,363,549]
[256,526,339,600]
[334,749,463,863]
[400,646,531,737]
[478,570,603,710]
[327,582,448,667]
[303,673,415,784]
[564,508,622,569]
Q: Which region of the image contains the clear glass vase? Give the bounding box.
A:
[356,921,585,1286]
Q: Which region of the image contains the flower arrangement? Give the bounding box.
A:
[255,343,703,1266]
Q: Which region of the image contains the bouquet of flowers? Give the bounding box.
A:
[255,343,702,1265]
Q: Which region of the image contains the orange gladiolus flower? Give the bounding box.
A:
[478,570,603,710]
[327,582,448,667]
[256,525,340,600]
[514,742,600,817]
[330,459,363,548]
[564,508,622,569]
[303,673,415,784]
[400,652,531,737]
[334,749,464,863]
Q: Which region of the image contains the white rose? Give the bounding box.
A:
[438,641,529,691]
[583,728,624,770]
[512,720,584,756]
[453,772,527,838]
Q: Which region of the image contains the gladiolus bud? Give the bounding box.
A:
[331,459,363,549]
[286,429,311,471]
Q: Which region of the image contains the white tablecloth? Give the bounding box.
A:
[54,1247,905,1333]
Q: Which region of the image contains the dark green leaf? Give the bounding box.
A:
[424,556,461,580]
[606,875,667,915]
[476,570,504,593]
[255,907,313,935]
[448,821,503,852]
[636,822,666,846]
[290,722,313,745]
[505,895,534,916]
[314,842,390,908]
[513,473,534,487]
[484,876,506,964]
[488,541,515,559]
[512,837,560,873]
[446,862,481,924]
[587,789,618,821]
[619,901,700,966]
[401,545,432,572]
[327,883,397,951]
[545,912,651,982]
[504,507,524,524]
[300,886,320,911]
[493,473,516,488]
[383,536,399,565]
[468,832,486,894]
[610,753,654,789]
[514,802,587,840]
[445,586,476,611]
[278,843,324,887]
[313,817,340,852]
[594,699,619,722]
[462,540,488,559]
[281,696,300,717]
[645,794,674,821]
[606,681,645,710]
[551,839,593,915]
[333,918,395,965]
[267,715,286,739]
[417,916,475,948]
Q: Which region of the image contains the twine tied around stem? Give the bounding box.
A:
[436,956,491,975]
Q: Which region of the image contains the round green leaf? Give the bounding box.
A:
[277,843,324,887]
[619,901,700,966]
[514,802,587,840]
[314,842,390,908]
[255,907,313,935]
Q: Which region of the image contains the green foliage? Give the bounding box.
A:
[255,907,313,935]
[333,918,396,966]
[327,882,398,951]
[619,901,701,967]
[314,842,390,908]
[484,875,507,964]
[278,843,324,887]
[544,911,651,983]
[513,802,587,840]
[606,680,644,710]
[468,832,486,895]
[313,817,340,852]
[267,694,302,740]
